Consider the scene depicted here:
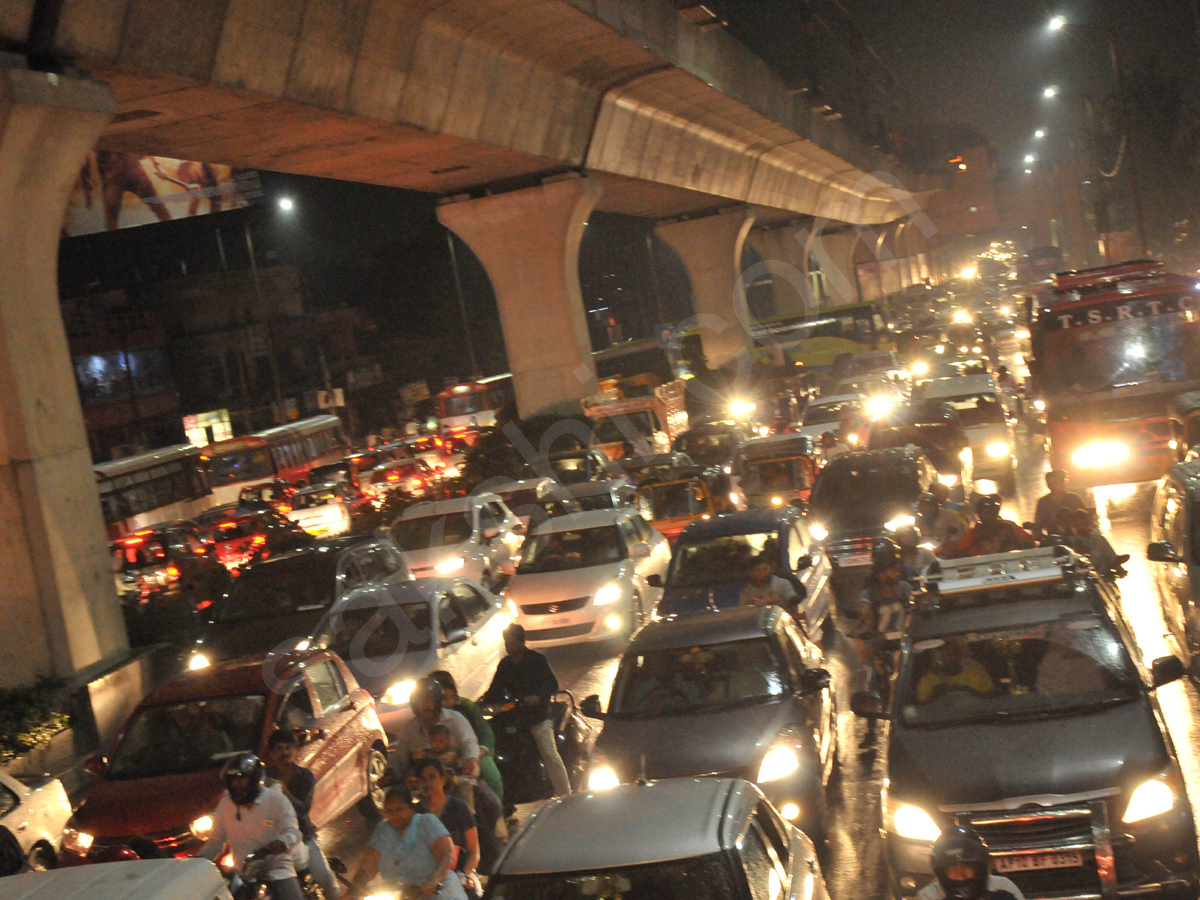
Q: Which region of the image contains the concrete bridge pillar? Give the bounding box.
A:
[745,225,812,319]
[805,228,865,307]
[0,66,127,689]
[438,176,601,419]
[656,208,757,369]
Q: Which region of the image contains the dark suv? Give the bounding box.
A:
[853,547,1199,900]
[807,448,937,615]
[868,402,974,502]
[111,520,230,610]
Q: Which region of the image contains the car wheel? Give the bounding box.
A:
[367,747,389,810]
[27,842,56,871]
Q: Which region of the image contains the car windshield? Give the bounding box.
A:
[667,533,777,587]
[326,601,433,660]
[803,400,858,426]
[309,464,352,485]
[674,433,734,467]
[591,411,661,444]
[898,613,1141,727]
[518,526,624,572]
[393,513,473,549]
[212,555,340,622]
[293,487,342,508]
[870,422,965,453]
[808,463,919,529]
[113,538,168,572]
[574,490,616,511]
[489,854,736,900]
[549,457,591,485]
[610,638,789,717]
[638,481,710,520]
[107,694,266,779]
[923,393,1005,426]
[744,459,808,494]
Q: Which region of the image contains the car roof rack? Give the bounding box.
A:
[923,546,1079,600]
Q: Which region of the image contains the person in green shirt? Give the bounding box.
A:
[429,670,504,806]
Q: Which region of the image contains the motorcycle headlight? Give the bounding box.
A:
[593,583,622,606]
[986,441,1010,459]
[1123,776,1176,823]
[958,448,973,465]
[1033,398,1046,411]
[190,814,215,840]
[885,799,942,841]
[885,515,916,532]
[63,827,95,854]
[757,746,800,783]
[1072,440,1130,469]
[588,766,620,791]
[188,653,211,671]
[384,679,417,707]
[910,361,929,376]
[937,473,960,487]
[809,523,828,541]
[435,556,466,575]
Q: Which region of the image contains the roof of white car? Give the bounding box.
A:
[809,392,862,406]
[499,778,748,874]
[531,508,631,533]
[2,858,229,900]
[400,493,501,518]
[916,374,997,399]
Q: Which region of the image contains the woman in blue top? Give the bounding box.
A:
[352,786,467,900]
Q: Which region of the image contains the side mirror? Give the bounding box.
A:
[1151,655,1185,688]
[795,553,814,572]
[441,624,468,647]
[796,667,831,695]
[850,690,887,719]
[580,694,606,719]
[512,522,526,536]
[1147,541,1182,564]
[630,542,652,560]
[84,755,108,776]
[646,573,664,589]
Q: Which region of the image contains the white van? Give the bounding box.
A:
[912,373,1016,493]
[3,858,232,900]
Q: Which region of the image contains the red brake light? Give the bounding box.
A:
[123,537,145,546]
[411,478,423,488]
[387,471,400,482]
[251,535,267,546]
[277,504,292,512]
[196,599,212,610]
[218,521,238,529]
[165,565,180,578]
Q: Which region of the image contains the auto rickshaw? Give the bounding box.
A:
[637,466,733,543]
[1171,390,1200,461]
[733,434,818,510]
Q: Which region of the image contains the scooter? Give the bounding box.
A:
[480,690,597,814]
[224,847,325,900]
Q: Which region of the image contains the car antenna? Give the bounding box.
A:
[636,753,649,784]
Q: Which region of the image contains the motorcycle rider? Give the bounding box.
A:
[264,730,340,899]
[918,491,967,546]
[199,753,305,900]
[942,495,1034,557]
[917,825,1025,900]
[1033,469,1085,539]
[482,624,572,798]
[896,524,937,573]
[856,539,913,748]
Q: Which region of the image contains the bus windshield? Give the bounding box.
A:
[442,392,488,417]
[206,448,273,485]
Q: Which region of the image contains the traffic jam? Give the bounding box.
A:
[12,259,1200,900]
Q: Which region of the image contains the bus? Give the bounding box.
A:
[747,301,895,369]
[95,444,215,541]
[1027,260,1200,486]
[436,374,514,444]
[202,414,349,505]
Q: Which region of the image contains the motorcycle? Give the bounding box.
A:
[480,690,597,814]
[223,846,327,900]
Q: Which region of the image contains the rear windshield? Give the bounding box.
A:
[667,532,776,588]
[639,481,709,520]
[489,854,736,900]
[803,400,859,426]
[808,463,919,526]
[213,555,339,622]
[293,488,342,509]
[327,601,434,660]
[393,513,473,549]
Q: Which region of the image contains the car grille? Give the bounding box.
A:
[521,597,590,616]
[958,803,1104,900]
[828,534,880,562]
[92,826,196,855]
[525,622,594,641]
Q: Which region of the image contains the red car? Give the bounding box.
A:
[196,504,312,571]
[59,649,388,865]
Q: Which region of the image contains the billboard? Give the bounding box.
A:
[63,150,261,237]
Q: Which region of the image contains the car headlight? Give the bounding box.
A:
[971,346,982,354]
[771,496,784,506]
[188,653,211,671]
[434,556,466,575]
[959,345,969,353]
[846,433,859,445]
[190,814,215,840]
[910,361,929,376]
[507,599,519,618]
[934,344,945,354]
[808,523,828,541]
[937,473,960,487]
[886,799,942,841]
[729,491,740,504]
[442,466,460,479]
[1072,440,1130,469]
[958,447,973,465]
[757,746,800,783]
[724,465,732,474]
[593,583,622,606]
[63,827,95,854]
[885,515,916,532]
[729,400,756,418]
[986,441,1010,459]
[384,679,417,706]
[866,395,894,419]
[364,892,401,900]
[1033,398,1046,411]
[1123,777,1176,823]
[588,766,620,791]
[1016,328,1031,340]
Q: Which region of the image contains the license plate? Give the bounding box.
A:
[995,851,1084,873]
[549,617,571,626]
[839,553,872,568]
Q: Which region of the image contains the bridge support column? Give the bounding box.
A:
[0,66,126,689]
[656,208,756,369]
[438,176,600,418]
[745,225,812,318]
[805,228,864,306]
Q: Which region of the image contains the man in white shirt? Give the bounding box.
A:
[740,556,799,610]
[200,753,305,900]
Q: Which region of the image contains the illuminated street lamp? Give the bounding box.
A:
[1048,14,1067,30]
[1035,129,1046,139]
[1024,154,1035,164]
[278,197,295,212]
[1043,86,1058,99]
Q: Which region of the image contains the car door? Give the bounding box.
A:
[787,522,826,628]
[302,659,366,827]
[1156,482,1190,648]
[740,808,792,900]
[443,582,506,700]
[781,619,833,771]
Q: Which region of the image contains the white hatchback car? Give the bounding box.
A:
[503,509,669,647]
[0,770,72,870]
[392,493,521,588]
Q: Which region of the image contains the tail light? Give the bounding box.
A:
[387,471,401,482]
[123,536,145,546]
[277,504,292,513]
[251,535,267,547]
[165,565,180,579]
[196,599,212,610]
[411,478,423,488]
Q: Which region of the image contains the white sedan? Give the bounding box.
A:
[502,509,669,647]
[0,770,72,869]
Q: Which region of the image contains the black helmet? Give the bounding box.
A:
[871,537,902,571]
[932,825,990,900]
[976,494,1002,521]
[222,752,264,805]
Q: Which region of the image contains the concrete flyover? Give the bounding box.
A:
[0,0,929,686]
